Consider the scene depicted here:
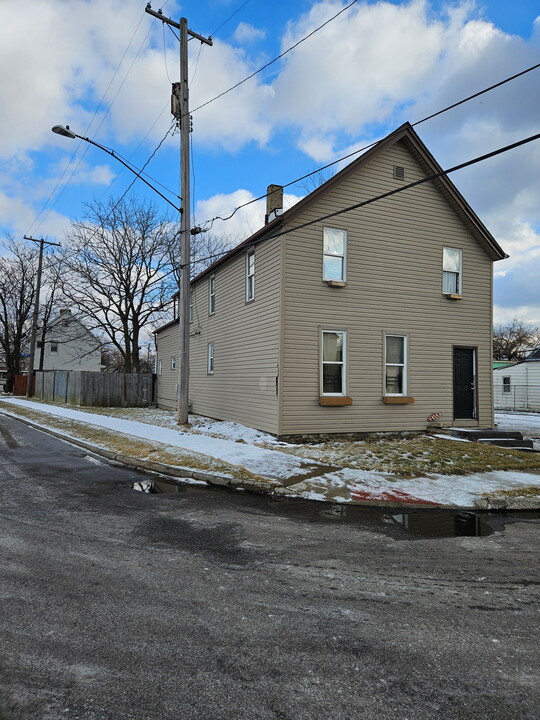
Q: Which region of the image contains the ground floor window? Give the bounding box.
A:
[207,343,214,374]
[385,334,407,395]
[321,330,346,395]
[502,376,511,393]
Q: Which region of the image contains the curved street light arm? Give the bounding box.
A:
[51,125,181,213]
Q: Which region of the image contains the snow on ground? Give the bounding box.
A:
[2,398,540,508]
[0,398,315,481]
[283,468,540,508]
[495,411,540,436]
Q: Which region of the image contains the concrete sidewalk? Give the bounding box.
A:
[1,397,540,510]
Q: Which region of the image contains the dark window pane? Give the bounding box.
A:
[386,366,403,394]
[323,364,343,393]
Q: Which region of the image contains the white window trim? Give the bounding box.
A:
[189,290,194,324]
[207,343,214,375]
[246,250,255,302]
[158,359,162,376]
[50,343,58,353]
[323,227,347,282]
[320,329,347,396]
[384,334,408,396]
[442,247,463,295]
[208,275,216,315]
[171,356,176,370]
[502,376,511,393]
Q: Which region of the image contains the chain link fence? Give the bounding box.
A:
[494,383,540,411]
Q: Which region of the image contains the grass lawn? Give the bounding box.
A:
[287,435,540,477]
[3,400,540,479]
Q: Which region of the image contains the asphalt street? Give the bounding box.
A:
[1,413,539,720]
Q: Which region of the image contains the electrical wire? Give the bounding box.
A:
[211,0,251,37]
[199,60,540,230]
[184,130,540,269]
[163,22,173,83]
[30,11,152,235]
[189,0,358,116]
[111,120,178,210]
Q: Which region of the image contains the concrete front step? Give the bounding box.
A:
[450,428,524,440]
[478,437,535,450]
[445,427,536,451]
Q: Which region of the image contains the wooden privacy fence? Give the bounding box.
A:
[34,371,155,407]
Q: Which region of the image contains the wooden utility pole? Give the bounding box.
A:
[23,235,61,397]
[145,4,212,425]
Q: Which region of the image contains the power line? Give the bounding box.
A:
[185,130,540,269]
[210,0,251,37]
[30,11,152,234]
[199,60,540,230]
[189,0,358,116]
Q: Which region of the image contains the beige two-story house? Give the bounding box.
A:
[155,123,506,438]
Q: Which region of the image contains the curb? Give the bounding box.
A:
[1,406,539,510]
[0,408,282,495]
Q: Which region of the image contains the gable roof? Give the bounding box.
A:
[191,122,507,286]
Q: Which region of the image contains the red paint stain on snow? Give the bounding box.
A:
[350,488,440,505]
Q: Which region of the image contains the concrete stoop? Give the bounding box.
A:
[446,427,536,451]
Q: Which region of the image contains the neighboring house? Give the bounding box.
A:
[34,309,102,372]
[0,352,7,387]
[493,360,517,370]
[494,348,540,411]
[156,122,506,438]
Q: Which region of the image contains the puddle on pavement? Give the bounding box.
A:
[132,477,540,538]
[392,511,492,537]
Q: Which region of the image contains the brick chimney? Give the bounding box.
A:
[265,184,283,224]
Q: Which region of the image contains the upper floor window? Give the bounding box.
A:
[246,250,255,302]
[50,343,58,353]
[385,335,407,395]
[321,330,346,395]
[171,356,176,370]
[323,227,347,282]
[189,290,194,324]
[208,275,216,315]
[443,247,462,295]
[158,359,163,376]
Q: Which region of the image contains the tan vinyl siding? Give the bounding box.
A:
[187,237,281,433]
[155,322,179,410]
[281,138,495,435]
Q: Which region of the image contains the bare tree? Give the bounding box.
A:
[493,318,540,361]
[60,197,177,373]
[0,237,38,391]
[189,231,237,279]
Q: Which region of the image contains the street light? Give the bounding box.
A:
[51,124,187,421]
[51,126,181,212]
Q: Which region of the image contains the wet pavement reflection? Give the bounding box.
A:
[134,477,540,539]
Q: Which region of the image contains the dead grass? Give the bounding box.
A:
[484,486,540,498]
[0,401,267,485]
[3,400,540,479]
[279,436,540,477]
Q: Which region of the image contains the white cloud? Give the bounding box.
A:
[194,189,303,240]
[494,305,540,326]
[233,22,266,44]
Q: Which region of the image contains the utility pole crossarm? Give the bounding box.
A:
[145,4,213,45]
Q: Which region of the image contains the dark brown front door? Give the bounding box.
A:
[453,348,476,420]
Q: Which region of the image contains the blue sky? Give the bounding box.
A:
[1,0,539,324]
